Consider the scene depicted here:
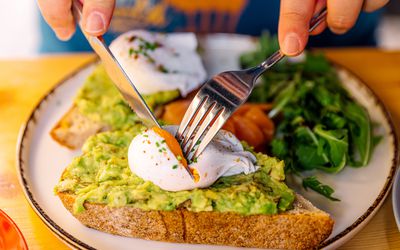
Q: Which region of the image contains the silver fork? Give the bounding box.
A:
[176,8,327,165]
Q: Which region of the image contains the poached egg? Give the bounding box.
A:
[110,30,207,97]
[128,126,258,191]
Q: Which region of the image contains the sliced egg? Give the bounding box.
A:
[128,125,258,191]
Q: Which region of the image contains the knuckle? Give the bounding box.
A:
[44,13,63,27]
[363,0,389,12]
[45,11,72,28]
[281,11,307,22]
[329,15,354,31]
[86,0,115,9]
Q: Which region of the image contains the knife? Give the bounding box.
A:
[71,0,160,128]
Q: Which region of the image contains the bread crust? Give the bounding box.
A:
[50,105,109,149]
[58,192,334,250]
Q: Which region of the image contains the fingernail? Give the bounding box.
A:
[54,28,72,41]
[85,11,105,34]
[282,33,301,56]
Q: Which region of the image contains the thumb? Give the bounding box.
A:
[278,0,315,56]
[82,0,115,36]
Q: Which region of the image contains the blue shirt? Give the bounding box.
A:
[39,0,381,53]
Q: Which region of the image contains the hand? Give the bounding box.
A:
[37,0,116,41]
[278,0,389,56]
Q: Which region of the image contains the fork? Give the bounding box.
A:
[176,8,327,164]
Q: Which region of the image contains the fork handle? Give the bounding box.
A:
[260,8,327,70]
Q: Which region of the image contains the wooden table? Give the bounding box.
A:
[0,50,399,249]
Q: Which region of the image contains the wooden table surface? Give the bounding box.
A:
[0,49,399,249]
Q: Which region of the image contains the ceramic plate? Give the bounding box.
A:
[17,34,399,250]
[393,165,400,230]
[0,209,28,250]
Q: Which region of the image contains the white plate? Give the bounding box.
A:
[17,34,399,249]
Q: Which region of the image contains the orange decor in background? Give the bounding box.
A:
[0,210,27,250]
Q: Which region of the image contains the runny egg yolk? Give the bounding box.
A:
[152,126,188,168]
[191,168,200,183]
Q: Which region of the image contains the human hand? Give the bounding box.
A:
[37,0,116,41]
[278,0,389,56]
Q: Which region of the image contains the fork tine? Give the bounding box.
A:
[180,98,214,149]
[176,95,206,142]
[184,104,224,160]
[191,109,230,160]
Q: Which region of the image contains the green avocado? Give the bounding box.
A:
[55,124,295,215]
[74,65,180,130]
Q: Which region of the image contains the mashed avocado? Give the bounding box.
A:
[74,65,180,130]
[55,125,295,215]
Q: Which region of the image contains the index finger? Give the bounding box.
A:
[37,0,76,40]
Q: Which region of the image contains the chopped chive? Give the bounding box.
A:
[157,64,169,73]
[172,164,178,169]
[128,35,137,42]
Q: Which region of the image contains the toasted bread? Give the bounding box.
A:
[50,105,110,149]
[58,192,333,250]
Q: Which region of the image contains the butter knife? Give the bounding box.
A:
[71,0,160,128]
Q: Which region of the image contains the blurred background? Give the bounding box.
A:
[0,0,399,58]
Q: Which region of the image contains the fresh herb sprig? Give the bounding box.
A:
[240,32,380,200]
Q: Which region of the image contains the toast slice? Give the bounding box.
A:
[50,64,181,149]
[50,105,110,149]
[58,191,333,250]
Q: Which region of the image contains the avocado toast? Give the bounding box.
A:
[55,126,334,249]
[52,30,334,249]
[51,65,180,149]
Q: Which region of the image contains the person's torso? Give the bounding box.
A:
[108,0,279,36]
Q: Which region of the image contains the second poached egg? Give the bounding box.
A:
[110,30,207,97]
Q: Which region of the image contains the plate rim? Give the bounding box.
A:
[392,163,400,230]
[320,61,399,247]
[16,57,98,250]
[16,56,399,250]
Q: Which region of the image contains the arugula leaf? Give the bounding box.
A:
[240,33,381,201]
[268,81,296,118]
[293,126,329,169]
[313,125,348,173]
[302,176,340,201]
[344,102,372,166]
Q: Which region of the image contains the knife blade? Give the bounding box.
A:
[71,0,160,128]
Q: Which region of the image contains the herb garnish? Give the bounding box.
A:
[303,176,340,201]
[127,35,169,73]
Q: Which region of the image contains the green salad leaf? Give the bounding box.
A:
[240,32,381,200]
[302,176,340,201]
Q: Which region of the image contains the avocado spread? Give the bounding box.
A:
[74,65,180,130]
[55,124,295,215]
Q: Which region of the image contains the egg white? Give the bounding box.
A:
[110,30,207,97]
[128,126,258,191]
